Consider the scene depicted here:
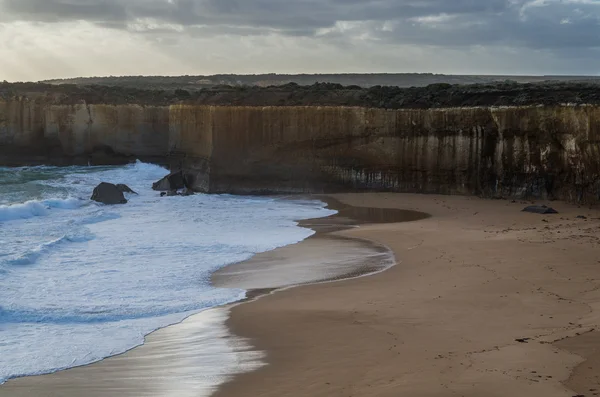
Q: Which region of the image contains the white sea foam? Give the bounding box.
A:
[0,161,336,385]
[0,198,84,222]
[7,230,96,267]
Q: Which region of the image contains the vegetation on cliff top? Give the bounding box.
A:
[1,80,600,109]
[39,73,600,90]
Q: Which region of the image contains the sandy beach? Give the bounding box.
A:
[215,193,600,397]
[2,193,600,396]
[0,195,420,396]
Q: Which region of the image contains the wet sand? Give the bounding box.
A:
[0,309,264,397]
[213,197,428,290]
[0,196,423,396]
[215,193,600,397]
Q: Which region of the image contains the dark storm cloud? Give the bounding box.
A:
[1,0,599,50]
[1,0,509,27]
[369,1,600,50]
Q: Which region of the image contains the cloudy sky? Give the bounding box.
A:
[0,0,599,81]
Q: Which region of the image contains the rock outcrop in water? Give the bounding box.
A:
[181,187,194,196]
[152,171,188,192]
[116,184,137,195]
[2,83,600,203]
[91,183,128,205]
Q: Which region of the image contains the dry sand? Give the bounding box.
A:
[2,193,600,397]
[215,193,600,397]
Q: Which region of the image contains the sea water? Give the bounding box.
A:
[0,161,335,384]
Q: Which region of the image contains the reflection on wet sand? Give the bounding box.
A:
[0,197,428,397]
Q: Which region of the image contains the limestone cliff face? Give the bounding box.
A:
[1,97,599,203]
[0,98,169,165]
[168,105,213,191]
[182,105,600,202]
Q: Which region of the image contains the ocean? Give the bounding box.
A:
[0,161,335,384]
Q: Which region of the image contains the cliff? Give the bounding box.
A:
[0,99,169,165]
[175,105,600,203]
[1,84,600,203]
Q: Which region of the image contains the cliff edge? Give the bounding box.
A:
[3,81,600,108]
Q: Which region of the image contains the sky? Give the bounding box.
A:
[0,0,599,81]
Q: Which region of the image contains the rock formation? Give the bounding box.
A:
[91,183,128,205]
[522,205,559,214]
[152,171,187,192]
[181,187,194,196]
[116,184,137,194]
[2,83,600,203]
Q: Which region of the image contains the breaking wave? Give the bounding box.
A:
[0,198,85,222]
[0,161,336,385]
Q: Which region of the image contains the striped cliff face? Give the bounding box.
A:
[1,98,600,202]
[0,99,170,163]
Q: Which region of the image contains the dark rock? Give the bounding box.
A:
[167,190,178,197]
[181,187,194,196]
[91,182,128,205]
[116,184,137,195]
[515,338,531,343]
[160,192,167,197]
[522,205,558,214]
[577,215,588,220]
[152,170,186,191]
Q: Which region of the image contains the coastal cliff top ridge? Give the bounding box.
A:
[1,81,600,109]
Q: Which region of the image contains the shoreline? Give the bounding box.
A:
[0,195,419,396]
[214,193,600,397]
[3,193,599,396]
[212,196,429,291]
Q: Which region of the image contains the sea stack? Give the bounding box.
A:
[91,182,128,205]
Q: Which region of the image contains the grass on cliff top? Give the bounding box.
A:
[1,80,599,109]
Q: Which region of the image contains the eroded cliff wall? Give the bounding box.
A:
[1,97,599,203]
[0,98,170,165]
[168,105,213,191]
[184,105,600,202]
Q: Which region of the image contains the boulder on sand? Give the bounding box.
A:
[522,205,558,214]
[91,182,128,205]
[116,184,137,195]
[152,171,186,192]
